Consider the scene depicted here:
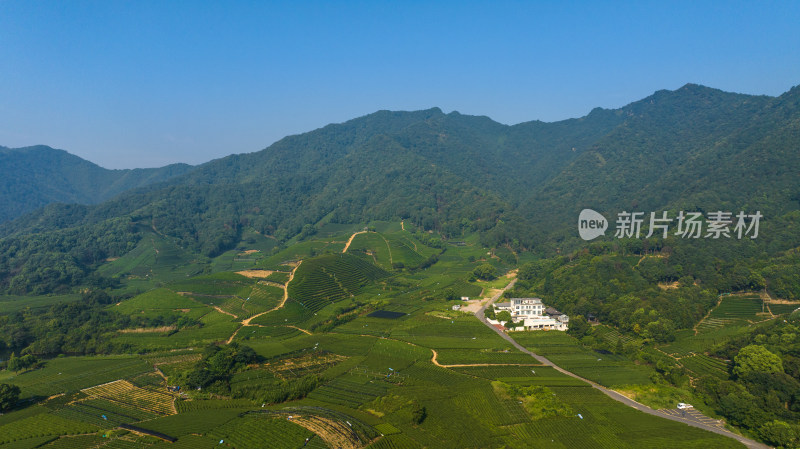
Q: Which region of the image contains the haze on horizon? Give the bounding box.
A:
[1,1,799,169]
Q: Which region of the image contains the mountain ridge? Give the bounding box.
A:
[0,145,194,223]
[1,82,798,294]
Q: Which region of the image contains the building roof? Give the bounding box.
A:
[511,297,543,303]
[495,302,511,308]
[546,307,563,316]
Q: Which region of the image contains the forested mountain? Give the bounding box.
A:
[0,83,799,294]
[0,145,194,222]
[522,84,800,248]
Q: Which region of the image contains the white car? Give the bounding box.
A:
[677,403,693,410]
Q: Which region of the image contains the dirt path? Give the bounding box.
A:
[212,306,238,319]
[286,325,312,335]
[226,262,302,344]
[342,231,368,253]
[401,220,405,231]
[378,233,393,265]
[243,261,301,326]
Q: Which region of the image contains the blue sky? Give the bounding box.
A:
[1,1,799,168]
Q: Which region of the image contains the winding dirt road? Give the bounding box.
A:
[226,262,302,344]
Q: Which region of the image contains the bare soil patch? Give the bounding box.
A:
[236,269,274,278]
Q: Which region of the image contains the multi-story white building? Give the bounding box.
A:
[512,298,544,317]
[493,297,568,331]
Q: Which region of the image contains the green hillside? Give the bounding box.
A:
[0,145,193,223]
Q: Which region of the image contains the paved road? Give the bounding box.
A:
[475,280,769,449]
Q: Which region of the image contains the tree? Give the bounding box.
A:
[0,383,20,412]
[496,311,513,324]
[3,353,35,373]
[733,345,784,379]
[719,391,767,429]
[758,420,799,448]
[411,401,427,425]
[644,319,676,343]
[567,315,590,338]
[473,264,497,281]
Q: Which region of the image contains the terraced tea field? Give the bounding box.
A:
[285,253,390,314]
[679,354,730,379]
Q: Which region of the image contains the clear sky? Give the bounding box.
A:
[1,1,799,169]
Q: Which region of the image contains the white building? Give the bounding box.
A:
[512,298,544,317]
[492,297,568,331]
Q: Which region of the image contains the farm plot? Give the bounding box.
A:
[176,399,258,412]
[287,254,389,314]
[767,303,800,315]
[385,236,427,268]
[243,284,283,311]
[249,300,312,326]
[391,316,511,349]
[364,433,421,449]
[452,385,530,426]
[680,354,730,379]
[206,415,322,449]
[251,407,380,449]
[660,324,750,357]
[134,409,245,437]
[114,309,240,349]
[0,356,152,399]
[511,332,653,387]
[114,288,208,320]
[52,398,158,427]
[82,380,175,415]
[262,351,348,380]
[348,232,393,268]
[695,318,736,334]
[307,375,390,408]
[592,325,636,345]
[40,435,106,448]
[264,271,291,284]
[97,232,206,284]
[0,413,98,445]
[434,348,535,366]
[502,385,743,449]
[711,295,763,318]
[393,394,502,449]
[234,325,304,342]
[169,271,255,293]
[399,362,479,388]
[451,365,586,387]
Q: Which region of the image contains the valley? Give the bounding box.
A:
[0,222,788,448]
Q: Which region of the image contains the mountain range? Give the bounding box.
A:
[1,83,798,294]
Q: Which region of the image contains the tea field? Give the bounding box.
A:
[0,227,748,448]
